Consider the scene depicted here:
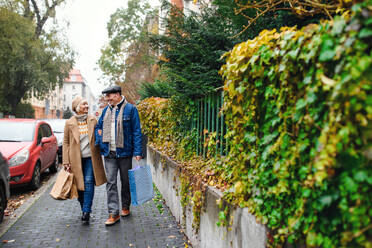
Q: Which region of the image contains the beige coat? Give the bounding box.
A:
[62,115,107,191]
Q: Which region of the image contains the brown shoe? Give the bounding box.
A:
[120,208,130,217]
[105,214,120,226]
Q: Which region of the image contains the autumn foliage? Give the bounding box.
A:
[139,1,372,246]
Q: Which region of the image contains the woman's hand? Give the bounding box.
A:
[63,163,71,172]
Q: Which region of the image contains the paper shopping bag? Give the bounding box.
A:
[50,169,75,200]
[128,165,154,206]
[68,178,78,199]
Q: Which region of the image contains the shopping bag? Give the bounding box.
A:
[69,178,78,199]
[128,164,154,206]
[50,169,77,200]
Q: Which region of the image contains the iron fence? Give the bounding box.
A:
[191,87,228,157]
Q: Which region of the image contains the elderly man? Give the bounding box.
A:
[95,85,142,226]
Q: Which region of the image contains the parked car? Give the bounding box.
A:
[42,119,67,163]
[0,152,10,223]
[0,119,58,189]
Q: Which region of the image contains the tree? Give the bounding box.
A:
[14,102,35,118]
[0,1,74,115]
[0,0,66,38]
[146,3,239,99]
[98,0,156,83]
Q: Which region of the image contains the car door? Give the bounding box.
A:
[37,125,48,170]
[41,124,54,169]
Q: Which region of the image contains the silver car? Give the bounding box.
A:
[42,119,67,163]
[0,151,10,222]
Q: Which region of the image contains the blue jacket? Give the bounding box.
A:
[95,100,142,158]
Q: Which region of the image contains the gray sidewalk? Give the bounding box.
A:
[0,174,189,248]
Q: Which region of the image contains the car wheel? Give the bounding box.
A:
[0,184,6,223]
[30,162,41,190]
[49,155,58,173]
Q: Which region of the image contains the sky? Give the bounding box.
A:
[55,0,159,97]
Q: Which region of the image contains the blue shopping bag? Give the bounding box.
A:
[128,164,154,206]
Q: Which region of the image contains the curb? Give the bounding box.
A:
[0,171,58,238]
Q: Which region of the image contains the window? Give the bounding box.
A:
[0,122,35,142]
[37,127,43,144]
[41,124,52,137]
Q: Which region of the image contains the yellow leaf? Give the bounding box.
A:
[236,94,244,103]
[234,181,244,194]
[321,74,336,87]
[288,217,298,228]
[314,171,327,184]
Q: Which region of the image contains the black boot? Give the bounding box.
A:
[82,212,90,225]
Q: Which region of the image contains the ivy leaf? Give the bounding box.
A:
[354,171,368,182]
[218,211,226,221]
[343,177,358,193]
[262,132,279,145]
[319,37,336,62]
[359,27,372,38]
[332,17,346,35]
[320,74,337,87]
[306,231,317,246]
[358,56,371,71]
[302,188,311,197]
[319,195,332,208]
[234,181,244,194]
[244,133,257,143]
[236,85,246,94]
[296,99,307,110]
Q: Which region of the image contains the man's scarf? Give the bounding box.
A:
[102,99,127,148]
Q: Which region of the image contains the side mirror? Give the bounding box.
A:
[41,137,51,145]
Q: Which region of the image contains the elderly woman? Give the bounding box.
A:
[63,96,107,224]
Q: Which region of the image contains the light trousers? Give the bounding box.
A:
[104,155,132,215]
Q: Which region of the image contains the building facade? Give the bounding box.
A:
[27,84,64,119]
[63,69,97,115]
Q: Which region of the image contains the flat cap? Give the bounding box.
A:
[102,85,121,94]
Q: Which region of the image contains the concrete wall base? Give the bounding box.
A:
[147,146,268,248]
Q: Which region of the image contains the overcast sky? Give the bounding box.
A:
[56,0,159,97]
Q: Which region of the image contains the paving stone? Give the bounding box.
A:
[0,176,190,248]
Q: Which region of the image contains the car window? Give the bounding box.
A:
[0,152,4,164]
[41,124,52,137]
[45,120,66,133]
[0,122,35,142]
[37,126,43,144]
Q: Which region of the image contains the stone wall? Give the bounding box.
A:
[147,145,268,248]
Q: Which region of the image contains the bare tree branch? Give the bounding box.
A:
[25,0,65,37]
[235,0,351,26]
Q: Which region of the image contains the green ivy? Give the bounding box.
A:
[139,2,372,247]
[219,2,372,247]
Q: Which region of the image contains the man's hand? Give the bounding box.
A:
[97,129,102,136]
[135,156,142,161]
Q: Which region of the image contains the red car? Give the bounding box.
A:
[0,119,58,189]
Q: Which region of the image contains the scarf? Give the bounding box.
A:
[102,99,127,149]
[75,114,87,122]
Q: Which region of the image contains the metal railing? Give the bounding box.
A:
[191,87,228,157]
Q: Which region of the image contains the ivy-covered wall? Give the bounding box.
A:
[138,2,372,247]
